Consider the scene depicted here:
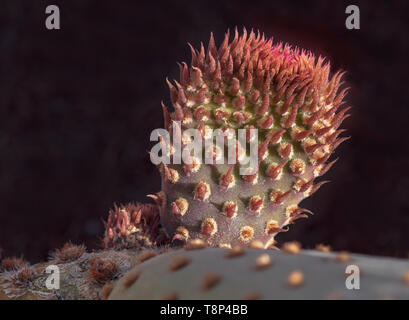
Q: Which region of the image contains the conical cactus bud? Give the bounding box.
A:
[156,28,350,248]
[102,202,167,249]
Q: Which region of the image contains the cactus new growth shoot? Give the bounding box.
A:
[153,28,350,248]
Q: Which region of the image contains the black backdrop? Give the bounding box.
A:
[0,0,408,262]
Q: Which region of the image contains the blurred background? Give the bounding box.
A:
[0,0,408,262]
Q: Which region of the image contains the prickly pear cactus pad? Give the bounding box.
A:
[157,29,350,248]
[108,247,409,300]
[0,246,166,300]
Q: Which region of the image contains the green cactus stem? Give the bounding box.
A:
[108,246,409,300]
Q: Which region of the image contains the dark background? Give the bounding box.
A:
[0,0,408,262]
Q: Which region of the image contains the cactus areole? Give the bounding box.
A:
[154,28,350,249]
